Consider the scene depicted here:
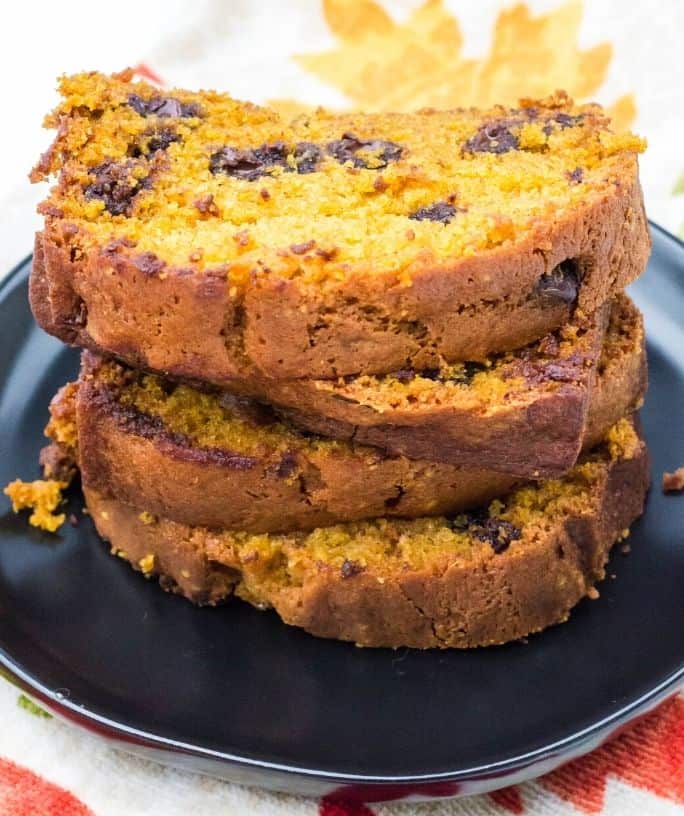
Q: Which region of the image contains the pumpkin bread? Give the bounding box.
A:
[43,295,645,533]
[31,70,649,387]
[86,416,649,648]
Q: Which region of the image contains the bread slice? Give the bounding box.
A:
[31,70,649,385]
[47,296,645,533]
[86,417,650,648]
[274,296,645,477]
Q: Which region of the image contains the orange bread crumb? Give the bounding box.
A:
[4,479,68,533]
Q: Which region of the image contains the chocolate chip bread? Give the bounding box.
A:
[269,296,644,476]
[31,70,649,387]
[87,417,649,648]
[46,299,644,533]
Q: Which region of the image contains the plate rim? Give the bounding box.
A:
[1,221,683,791]
[0,649,682,787]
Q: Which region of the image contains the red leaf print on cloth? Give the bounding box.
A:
[488,785,524,813]
[541,695,684,812]
[0,757,93,816]
[320,799,375,816]
[320,780,460,813]
[132,62,165,86]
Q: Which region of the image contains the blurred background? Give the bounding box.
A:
[1,0,682,272]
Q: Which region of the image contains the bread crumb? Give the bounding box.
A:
[587,587,600,600]
[138,511,157,525]
[662,467,684,493]
[139,554,155,575]
[3,479,68,532]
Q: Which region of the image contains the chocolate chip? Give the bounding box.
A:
[445,361,487,384]
[340,559,364,579]
[542,112,584,135]
[128,128,181,158]
[391,362,484,385]
[293,142,323,174]
[454,513,521,554]
[133,252,166,277]
[210,141,323,181]
[219,393,278,427]
[464,121,519,154]
[474,519,521,554]
[567,167,584,184]
[390,368,438,382]
[553,112,584,129]
[147,129,180,153]
[447,514,470,532]
[391,369,416,383]
[276,452,298,479]
[384,485,405,510]
[210,143,288,181]
[84,160,149,216]
[129,93,201,119]
[327,132,403,169]
[409,201,458,224]
[536,260,580,305]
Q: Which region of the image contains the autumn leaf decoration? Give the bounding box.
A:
[272,0,635,130]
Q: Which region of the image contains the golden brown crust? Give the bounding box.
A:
[273,296,645,477]
[85,434,650,649]
[272,306,610,478]
[279,382,589,478]
[74,361,518,533]
[36,289,640,482]
[31,175,649,383]
[67,302,645,532]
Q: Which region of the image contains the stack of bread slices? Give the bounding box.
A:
[21,69,653,648]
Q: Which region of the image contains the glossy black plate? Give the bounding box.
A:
[0,224,683,802]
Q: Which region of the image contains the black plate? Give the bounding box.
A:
[0,225,683,802]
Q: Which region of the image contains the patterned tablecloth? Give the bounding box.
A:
[0,1,682,813]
